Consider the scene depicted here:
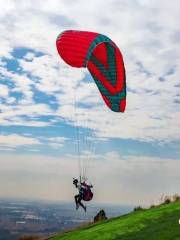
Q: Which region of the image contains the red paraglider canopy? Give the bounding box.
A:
[56,30,126,112]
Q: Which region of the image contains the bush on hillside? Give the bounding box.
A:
[133,206,144,212]
[161,194,180,205]
[94,209,108,223]
[172,194,180,202]
[163,196,171,204]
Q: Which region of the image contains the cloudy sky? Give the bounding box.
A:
[0,0,180,205]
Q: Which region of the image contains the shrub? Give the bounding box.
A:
[172,194,180,202]
[133,206,144,212]
[162,196,171,204]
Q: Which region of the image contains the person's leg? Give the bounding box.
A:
[75,195,79,209]
[77,196,86,212]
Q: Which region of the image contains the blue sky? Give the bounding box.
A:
[0,0,180,205]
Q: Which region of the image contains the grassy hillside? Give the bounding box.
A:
[50,201,180,240]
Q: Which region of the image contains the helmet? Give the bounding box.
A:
[73,178,78,185]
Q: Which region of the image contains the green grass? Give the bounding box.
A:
[50,201,180,240]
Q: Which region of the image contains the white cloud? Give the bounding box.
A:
[49,142,63,149]
[48,137,68,142]
[0,102,53,127]
[23,52,36,61]
[46,136,68,148]
[0,134,41,148]
[0,84,9,98]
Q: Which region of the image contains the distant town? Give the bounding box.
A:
[0,199,132,240]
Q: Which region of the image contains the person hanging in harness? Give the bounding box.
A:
[73,178,93,212]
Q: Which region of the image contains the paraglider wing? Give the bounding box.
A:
[56,30,126,112]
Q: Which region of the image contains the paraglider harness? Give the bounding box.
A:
[73,178,93,201]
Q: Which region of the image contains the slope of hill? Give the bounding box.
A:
[50,201,180,240]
